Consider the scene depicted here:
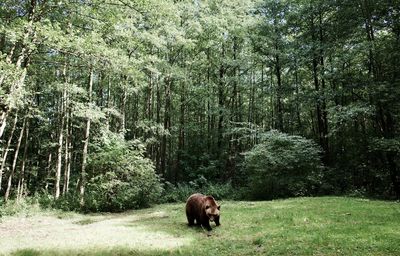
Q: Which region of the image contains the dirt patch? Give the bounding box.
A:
[0,211,190,254]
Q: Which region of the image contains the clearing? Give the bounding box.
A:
[1,197,400,255]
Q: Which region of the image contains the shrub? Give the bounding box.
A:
[160,175,238,203]
[243,130,323,200]
[0,198,42,217]
[83,133,162,212]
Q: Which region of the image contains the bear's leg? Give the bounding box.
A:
[215,216,220,226]
[202,220,212,231]
[187,213,195,226]
[194,218,201,226]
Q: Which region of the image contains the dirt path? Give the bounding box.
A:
[0,211,190,255]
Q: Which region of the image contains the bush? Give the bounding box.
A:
[82,134,163,212]
[160,175,238,203]
[243,130,323,200]
[0,198,42,217]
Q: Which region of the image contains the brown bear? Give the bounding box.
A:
[185,193,221,231]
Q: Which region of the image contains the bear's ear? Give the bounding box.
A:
[217,205,221,210]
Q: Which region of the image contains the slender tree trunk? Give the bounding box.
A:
[5,118,26,201]
[63,101,71,195]
[176,81,185,184]
[0,113,18,191]
[319,11,329,163]
[248,70,254,123]
[120,86,127,134]
[217,62,225,151]
[311,11,329,163]
[17,120,29,200]
[0,112,8,140]
[270,67,274,129]
[105,76,111,131]
[275,54,283,131]
[227,39,239,180]
[44,152,52,192]
[294,57,302,130]
[80,68,94,206]
[207,48,212,150]
[361,0,376,78]
[160,75,171,178]
[147,73,153,119]
[55,82,66,199]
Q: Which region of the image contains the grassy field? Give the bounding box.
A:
[1,197,400,256]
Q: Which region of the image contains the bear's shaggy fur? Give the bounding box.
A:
[185,193,220,231]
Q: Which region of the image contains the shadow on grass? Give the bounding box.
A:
[10,247,172,256]
[124,213,215,238]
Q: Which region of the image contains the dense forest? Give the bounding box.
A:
[0,0,399,211]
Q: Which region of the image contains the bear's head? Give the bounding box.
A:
[204,196,220,222]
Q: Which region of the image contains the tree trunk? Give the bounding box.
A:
[0,113,18,191]
[294,57,302,130]
[311,11,329,163]
[319,11,329,163]
[120,85,127,134]
[147,73,153,119]
[44,152,52,192]
[17,120,29,201]
[5,118,26,201]
[217,63,225,151]
[105,76,111,131]
[0,112,8,140]
[55,82,66,199]
[155,75,161,171]
[160,75,171,178]
[176,81,185,184]
[275,54,283,131]
[63,99,71,195]
[80,68,94,206]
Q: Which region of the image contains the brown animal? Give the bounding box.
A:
[185,193,221,231]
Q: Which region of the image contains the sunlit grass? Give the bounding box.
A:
[1,197,400,255]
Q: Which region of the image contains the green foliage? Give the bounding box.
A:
[0,198,42,218]
[84,133,163,212]
[37,193,82,212]
[243,130,323,199]
[160,176,238,203]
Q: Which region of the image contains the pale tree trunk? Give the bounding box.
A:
[80,68,94,206]
[0,112,8,140]
[44,152,52,192]
[147,73,153,119]
[63,99,71,195]
[176,81,185,184]
[160,75,171,177]
[155,75,161,171]
[54,93,65,199]
[217,44,226,153]
[120,86,127,134]
[0,113,18,191]
[5,118,26,201]
[55,65,67,199]
[105,76,111,131]
[17,120,29,201]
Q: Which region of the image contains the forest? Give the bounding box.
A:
[0,0,399,212]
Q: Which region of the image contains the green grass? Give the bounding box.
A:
[1,197,400,256]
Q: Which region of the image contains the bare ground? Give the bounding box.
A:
[0,210,190,255]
